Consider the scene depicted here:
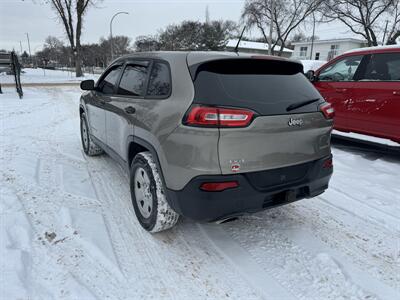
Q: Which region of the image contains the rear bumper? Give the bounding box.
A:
[166,155,333,222]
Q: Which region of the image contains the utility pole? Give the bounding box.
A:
[268,0,274,55]
[382,20,389,45]
[19,41,23,54]
[25,33,32,62]
[110,11,129,62]
[310,12,316,60]
[205,5,210,24]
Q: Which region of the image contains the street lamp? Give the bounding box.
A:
[110,11,129,62]
[26,32,32,64]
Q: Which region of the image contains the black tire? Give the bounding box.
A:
[80,113,104,156]
[130,151,179,233]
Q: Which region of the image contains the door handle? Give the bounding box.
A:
[124,106,136,114]
[336,88,348,93]
[393,91,400,96]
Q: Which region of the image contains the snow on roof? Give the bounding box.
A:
[226,39,293,53]
[344,44,400,54]
[292,38,366,45]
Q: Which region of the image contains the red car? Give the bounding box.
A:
[308,46,400,143]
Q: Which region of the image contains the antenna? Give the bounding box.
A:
[234,26,246,53]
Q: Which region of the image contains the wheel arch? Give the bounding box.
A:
[126,136,166,183]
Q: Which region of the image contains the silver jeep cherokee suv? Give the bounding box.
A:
[79,52,334,232]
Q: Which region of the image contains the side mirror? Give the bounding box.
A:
[80,79,95,90]
[305,70,316,82]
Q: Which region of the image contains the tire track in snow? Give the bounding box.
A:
[176,221,262,299]
[34,157,102,211]
[3,172,127,299]
[320,191,400,232]
[281,227,399,300]
[329,186,400,227]
[224,215,379,300]
[292,199,400,291]
[199,223,296,300]
[84,160,161,298]
[31,158,130,299]
[1,184,97,300]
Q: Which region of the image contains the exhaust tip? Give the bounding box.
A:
[215,217,239,224]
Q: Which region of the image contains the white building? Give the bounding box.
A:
[226,39,294,58]
[292,38,366,61]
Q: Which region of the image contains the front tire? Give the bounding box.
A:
[130,151,179,233]
[80,113,104,156]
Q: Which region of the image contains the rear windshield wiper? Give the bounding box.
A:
[286,98,321,112]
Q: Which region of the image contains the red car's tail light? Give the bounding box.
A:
[320,103,335,119]
[200,181,239,192]
[183,105,255,128]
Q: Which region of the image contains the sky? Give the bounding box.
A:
[0,0,354,53]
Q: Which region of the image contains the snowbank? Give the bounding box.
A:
[0,68,99,84]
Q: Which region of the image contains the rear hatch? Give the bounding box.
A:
[188,58,333,175]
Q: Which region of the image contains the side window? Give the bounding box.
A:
[360,53,400,81]
[97,65,122,94]
[118,64,148,96]
[319,55,363,82]
[147,62,171,97]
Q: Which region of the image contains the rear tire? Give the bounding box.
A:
[80,113,104,156]
[130,151,179,233]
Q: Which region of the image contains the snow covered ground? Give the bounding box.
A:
[300,60,327,72]
[0,68,99,84]
[1,86,399,300]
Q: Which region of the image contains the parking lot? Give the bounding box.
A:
[1,86,399,299]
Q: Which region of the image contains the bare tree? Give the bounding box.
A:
[242,0,322,56]
[386,0,400,44]
[321,0,394,46]
[47,0,99,77]
[43,36,64,64]
[44,36,64,50]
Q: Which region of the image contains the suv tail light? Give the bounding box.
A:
[320,103,335,119]
[183,105,255,128]
[323,158,333,169]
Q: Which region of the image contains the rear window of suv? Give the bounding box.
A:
[190,59,322,115]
